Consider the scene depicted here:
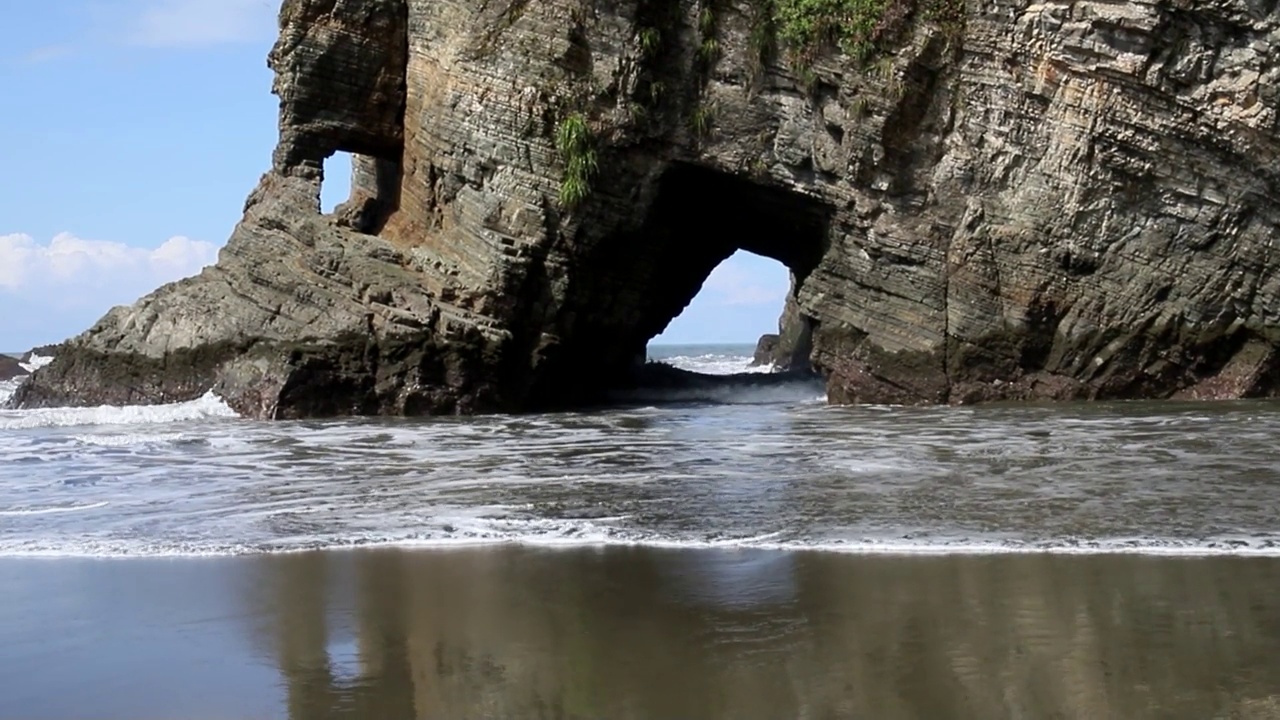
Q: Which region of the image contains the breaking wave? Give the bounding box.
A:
[629,346,823,405]
[0,390,238,431]
[0,379,20,407]
[19,354,54,374]
[0,353,53,407]
[659,352,776,376]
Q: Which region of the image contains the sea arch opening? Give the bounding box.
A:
[533,162,830,407]
[314,148,402,235]
[652,248,792,349]
[320,151,354,214]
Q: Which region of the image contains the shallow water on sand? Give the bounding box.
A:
[2,345,1280,557]
[3,547,1280,720]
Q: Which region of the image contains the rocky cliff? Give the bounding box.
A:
[14,0,1280,417]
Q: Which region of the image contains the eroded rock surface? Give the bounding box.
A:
[15,0,1280,417]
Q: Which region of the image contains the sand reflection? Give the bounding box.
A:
[249,548,1280,719]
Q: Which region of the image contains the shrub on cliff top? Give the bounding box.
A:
[772,0,915,63]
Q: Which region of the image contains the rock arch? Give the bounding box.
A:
[522,161,832,407]
[15,0,1280,417]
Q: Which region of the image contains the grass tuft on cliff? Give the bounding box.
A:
[556,113,597,208]
[776,0,896,61]
[768,0,919,64]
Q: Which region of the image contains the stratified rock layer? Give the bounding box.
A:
[15,0,1280,417]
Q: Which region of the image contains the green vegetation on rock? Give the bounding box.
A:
[772,0,909,62]
[556,113,596,208]
[696,2,721,68]
[637,26,661,57]
[757,0,962,67]
[776,0,874,60]
[690,102,715,138]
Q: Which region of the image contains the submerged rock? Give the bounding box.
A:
[15,0,1280,417]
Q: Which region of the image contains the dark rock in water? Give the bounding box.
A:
[752,334,780,367]
[17,0,1280,417]
[0,356,25,382]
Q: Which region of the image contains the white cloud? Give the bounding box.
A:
[129,0,277,48]
[700,255,791,307]
[0,230,217,345]
[0,233,217,292]
[0,233,218,348]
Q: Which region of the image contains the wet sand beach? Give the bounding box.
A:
[3,546,1280,720]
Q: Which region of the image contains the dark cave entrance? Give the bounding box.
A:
[535,162,830,407]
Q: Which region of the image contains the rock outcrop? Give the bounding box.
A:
[0,356,24,382]
[14,0,1280,417]
[751,334,779,366]
[767,277,815,371]
[20,345,60,364]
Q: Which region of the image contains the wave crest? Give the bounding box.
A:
[0,390,238,430]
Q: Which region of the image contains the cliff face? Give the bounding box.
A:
[15,0,1280,417]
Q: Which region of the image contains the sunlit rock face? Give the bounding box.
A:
[15,0,1280,418]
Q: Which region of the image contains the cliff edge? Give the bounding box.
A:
[14,0,1280,417]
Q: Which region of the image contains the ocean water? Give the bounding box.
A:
[2,343,1280,558]
[6,344,1280,719]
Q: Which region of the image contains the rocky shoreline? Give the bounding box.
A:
[12,0,1280,418]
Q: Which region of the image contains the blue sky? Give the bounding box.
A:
[0,1,787,351]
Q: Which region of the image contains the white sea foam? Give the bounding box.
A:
[0,353,54,406]
[70,432,193,447]
[0,390,238,430]
[0,378,20,407]
[2,530,1279,558]
[0,501,110,517]
[626,349,819,404]
[661,353,774,376]
[18,354,54,374]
